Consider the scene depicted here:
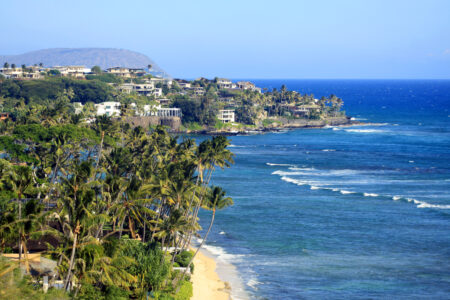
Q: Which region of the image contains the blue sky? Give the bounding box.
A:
[1,0,449,78]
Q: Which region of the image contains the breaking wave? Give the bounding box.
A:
[278,175,450,210]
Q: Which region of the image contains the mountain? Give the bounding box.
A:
[0,48,169,77]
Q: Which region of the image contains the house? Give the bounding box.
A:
[217,78,233,89]
[52,66,86,78]
[132,83,156,96]
[117,83,162,97]
[157,98,171,106]
[237,81,262,93]
[106,67,132,78]
[157,107,182,117]
[218,109,235,123]
[288,104,321,117]
[129,68,146,77]
[178,82,191,89]
[95,102,121,117]
[193,87,205,96]
[0,67,43,79]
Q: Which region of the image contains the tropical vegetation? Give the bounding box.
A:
[0,87,235,299]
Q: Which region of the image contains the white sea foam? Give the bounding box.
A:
[363,193,379,197]
[351,117,368,121]
[288,167,316,171]
[322,149,336,152]
[280,176,307,186]
[247,278,262,290]
[345,129,387,133]
[219,231,226,235]
[272,170,310,176]
[201,243,246,263]
[266,162,295,167]
[340,190,355,194]
[416,201,450,209]
[310,186,321,190]
[332,127,340,131]
[229,144,246,148]
[392,196,401,201]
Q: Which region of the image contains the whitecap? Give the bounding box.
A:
[310,186,321,190]
[340,190,355,194]
[219,231,226,235]
[392,196,401,201]
[322,149,336,152]
[416,202,450,209]
[288,167,315,171]
[272,170,310,176]
[345,129,386,133]
[332,127,340,131]
[280,176,307,186]
[363,193,379,197]
[266,163,295,167]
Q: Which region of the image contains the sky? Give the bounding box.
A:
[1,0,450,79]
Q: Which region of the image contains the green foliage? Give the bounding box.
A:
[0,78,114,104]
[175,251,194,273]
[91,66,102,74]
[86,73,123,84]
[113,239,170,296]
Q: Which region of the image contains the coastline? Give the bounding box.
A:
[191,250,231,300]
[177,119,364,136]
[191,247,250,300]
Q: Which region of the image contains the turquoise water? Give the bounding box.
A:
[197,80,450,299]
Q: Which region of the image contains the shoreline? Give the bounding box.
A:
[175,120,365,136]
[191,249,231,300]
[191,247,250,300]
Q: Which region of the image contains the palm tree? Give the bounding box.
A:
[3,62,9,69]
[175,186,233,288]
[59,160,96,290]
[7,165,33,263]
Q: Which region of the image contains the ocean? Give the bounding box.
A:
[196,80,450,299]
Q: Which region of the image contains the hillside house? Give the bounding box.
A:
[217,78,234,89]
[218,109,235,123]
[95,102,121,117]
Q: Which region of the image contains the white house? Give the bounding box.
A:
[218,109,235,123]
[95,102,121,117]
[217,78,233,89]
[157,107,182,117]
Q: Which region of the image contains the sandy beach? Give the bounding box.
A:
[191,250,231,300]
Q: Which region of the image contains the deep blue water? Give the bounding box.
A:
[198,80,450,299]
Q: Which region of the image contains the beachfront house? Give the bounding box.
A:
[288,104,321,117]
[218,109,235,123]
[95,102,121,117]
